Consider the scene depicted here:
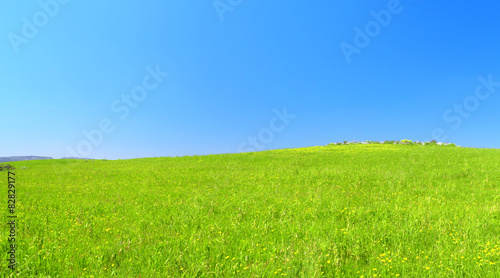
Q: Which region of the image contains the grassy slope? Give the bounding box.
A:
[1,144,500,277]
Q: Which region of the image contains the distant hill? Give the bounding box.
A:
[0,156,53,163]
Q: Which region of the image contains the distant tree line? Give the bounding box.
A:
[328,140,457,146]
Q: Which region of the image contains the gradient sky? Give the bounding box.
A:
[2,1,500,159]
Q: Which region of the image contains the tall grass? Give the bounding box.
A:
[2,144,500,277]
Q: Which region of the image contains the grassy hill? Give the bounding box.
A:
[2,144,500,277]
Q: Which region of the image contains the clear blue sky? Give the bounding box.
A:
[2,0,500,159]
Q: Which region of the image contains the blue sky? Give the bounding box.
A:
[2,0,500,159]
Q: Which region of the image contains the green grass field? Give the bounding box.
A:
[2,144,500,277]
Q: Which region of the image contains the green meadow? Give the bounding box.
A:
[2,144,500,277]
